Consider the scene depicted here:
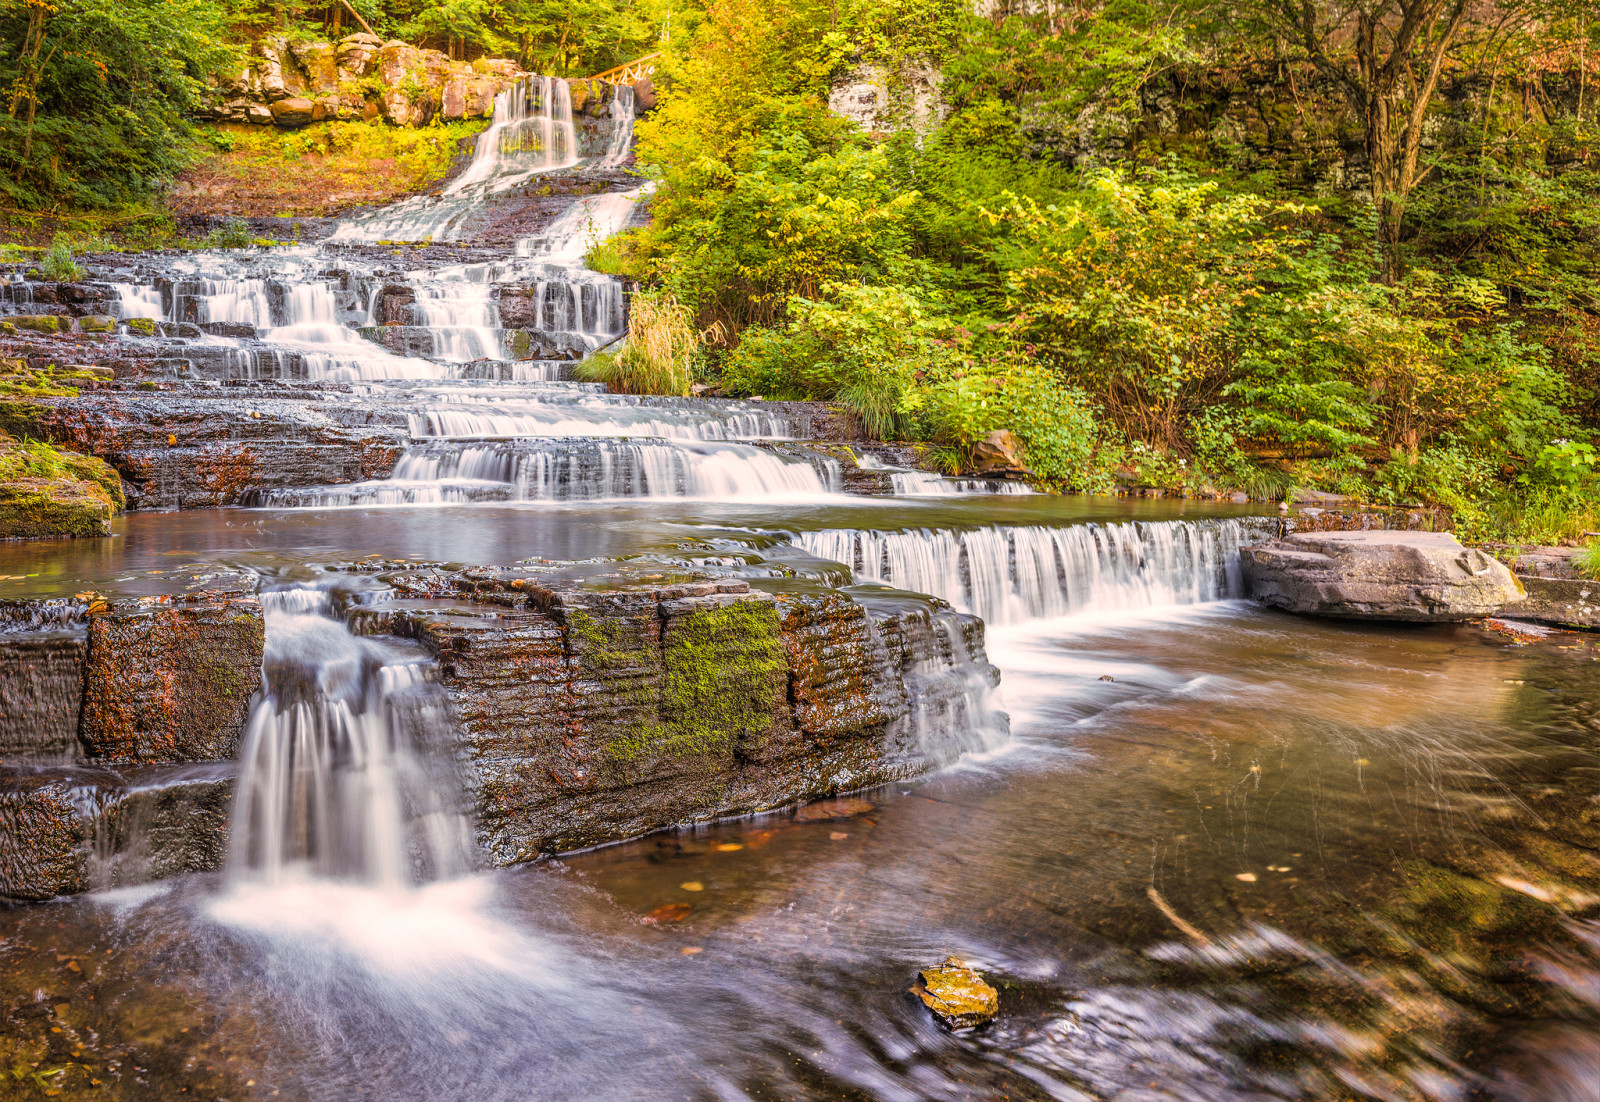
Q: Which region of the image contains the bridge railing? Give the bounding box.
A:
[589,52,661,84]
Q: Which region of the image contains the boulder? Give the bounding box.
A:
[269,97,317,128]
[1512,576,1599,630]
[913,957,999,1030]
[1241,530,1524,621]
[632,76,657,112]
[290,40,340,95]
[336,32,382,76]
[246,102,274,126]
[967,429,1030,479]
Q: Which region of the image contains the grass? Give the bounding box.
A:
[172,120,490,219]
[1573,541,1600,580]
[574,293,696,396]
[0,434,124,510]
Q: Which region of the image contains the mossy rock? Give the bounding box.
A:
[123,317,157,336]
[0,478,114,538]
[79,315,117,333]
[11,315,64,334]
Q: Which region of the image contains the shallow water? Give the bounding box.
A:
[4,600,1596,1101]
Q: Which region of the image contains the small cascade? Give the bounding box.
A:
[796,520,1245,625]
[406,394,794,440]
[515,188,646,261]
[250,439,842,506]
[888,470,1033,496]
[113,283,163,320]
[873,600,1009,763]
[597,84,636,169]
[227,587,473,887]
[406,283,505,362]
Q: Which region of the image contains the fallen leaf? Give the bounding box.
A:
[829,832,848,841]
[1235,873,1257,883]
[643,902,691,924]
[679,881,704,892]
[681,946,703,956]
[715,843,743,852]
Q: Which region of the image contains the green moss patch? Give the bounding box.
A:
[0,434,123,538]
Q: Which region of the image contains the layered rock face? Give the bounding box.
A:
[202,34,648,135]
[393,573,995,859]
[206,35,525,128]
[1242,530,1525,621]
[0,577,263,900]
[1,567,1001,899]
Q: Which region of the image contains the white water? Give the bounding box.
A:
[797,520,1245,626]
[257,440,842,506]
[226,588,474,888]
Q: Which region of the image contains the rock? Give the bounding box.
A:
[967,429,1030,478]
[1511,576,1599,630]
[78,314,116,333]
[1242,530,1525,621]
[269,97,317,128]
[0,630,84,761]
[440,73,470,120]
[246,101,274,125]
[0,764,234,900]
[913,957,999,1030]
[10,314,64,334]
[290,40,340,94]
[78,596,265,762]
[337,32,382,76]
[632,76,657,112]
[0,478,114,538]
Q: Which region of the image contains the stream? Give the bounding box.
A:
[1,73,1597,1102]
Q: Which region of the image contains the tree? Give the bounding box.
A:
[1241,0,1517,279]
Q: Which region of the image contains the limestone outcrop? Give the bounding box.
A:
[1242,530,1524,621]
[204,34,527,129]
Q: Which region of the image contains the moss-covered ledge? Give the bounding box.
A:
[0,433,124,539]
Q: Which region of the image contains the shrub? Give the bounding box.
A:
[37,239,84,282]
[208,217,253,250]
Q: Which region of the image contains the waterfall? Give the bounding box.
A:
[796,520,1245,626]
[515,187,647,261]
[251,439,842,506]
[887,471,1033,496]
[227,588,473,888]
[113,283,163,320]
[406,399,791,441]
[407,283,506,362]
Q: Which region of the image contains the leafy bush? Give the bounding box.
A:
[208,217,254,250]
[37,240,84,282]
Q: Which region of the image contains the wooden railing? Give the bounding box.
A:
[589,52,661,84]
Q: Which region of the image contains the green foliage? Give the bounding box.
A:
[1,0,238,209]
[36,238,84,281]
[1573,542,1600,581]
[208,217,253,250]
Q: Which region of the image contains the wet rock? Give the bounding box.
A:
[269,97,317,128]
[0,630,84,762]
[0,763,234,900]
[10,314,64,334]
[1242,530,1525,621]
[78,595,264,762]
[1512,577,1599,630]
[78,314,116,333]
[913,957,999,1030]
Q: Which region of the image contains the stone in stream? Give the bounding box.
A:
[1241,530,1524,621]
[913,957,999,1030]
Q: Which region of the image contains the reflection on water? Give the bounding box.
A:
[3,601,1596,1100]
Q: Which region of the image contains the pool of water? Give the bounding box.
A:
[5,601,1595,1101]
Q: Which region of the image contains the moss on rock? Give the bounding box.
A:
[0,434,123,538]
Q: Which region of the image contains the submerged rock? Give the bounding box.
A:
[1242,530,1524,621]
[913,957,999,1030]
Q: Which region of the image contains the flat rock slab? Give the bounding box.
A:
[1513,576,1599,630]
[1242,530,1524,621]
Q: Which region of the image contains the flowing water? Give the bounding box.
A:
[1,71,1596,1102]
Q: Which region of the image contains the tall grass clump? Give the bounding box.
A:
[575,293,696,396]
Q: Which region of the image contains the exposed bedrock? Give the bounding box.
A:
[18,391,407,509]
[1,566,1000,898]
[1242,530,1524,621]
[395,574,998,861]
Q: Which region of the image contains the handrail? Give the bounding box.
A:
[589,52,661,84]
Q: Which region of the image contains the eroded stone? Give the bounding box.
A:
[914,957,999,1030]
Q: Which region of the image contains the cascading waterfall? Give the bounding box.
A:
[515,188,646,261]
[406,393,793,440]
[796,520,1245,626]
[252,439,842,506]
[227,588,474,888]
[888,470,1033,496]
